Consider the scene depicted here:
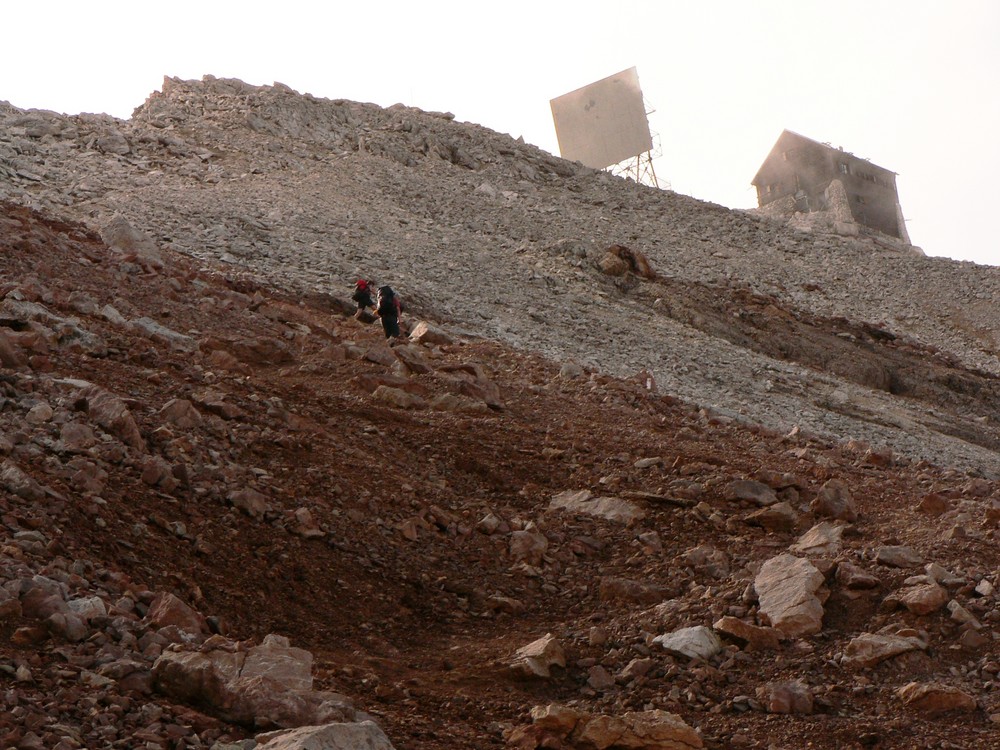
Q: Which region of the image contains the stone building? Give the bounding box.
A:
[751,129,909,242]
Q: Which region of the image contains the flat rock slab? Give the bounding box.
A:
[790,522,844,557]
[256,721,396,750]
[724,480,778,506]
[842,632,928,669]
[549,490,645,524]
[875,545,924,568]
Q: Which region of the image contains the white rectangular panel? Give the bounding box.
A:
[550,67,653,170]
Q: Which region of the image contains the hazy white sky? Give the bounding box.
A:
[3,1,998,266]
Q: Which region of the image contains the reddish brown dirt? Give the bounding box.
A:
[1,201,998,750]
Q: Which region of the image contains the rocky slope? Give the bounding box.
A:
[2,75,999,476]
[0,77,998,750]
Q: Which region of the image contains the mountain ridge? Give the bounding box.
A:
[2,75,999,475]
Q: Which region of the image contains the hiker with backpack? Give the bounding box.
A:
[352,279,375,314]
[376,285,403,339]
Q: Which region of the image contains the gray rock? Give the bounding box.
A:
[67,596,107,622]
[1,460,47,500]
[510,633,565,678]
[725,480,778,506]
[558,361,585,379]
[131,317,196,350]
[653,625,723,660]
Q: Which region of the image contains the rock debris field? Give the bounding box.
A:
[0,76,998,749]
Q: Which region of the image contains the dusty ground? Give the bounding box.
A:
[1,201,998,749]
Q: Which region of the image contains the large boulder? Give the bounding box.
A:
[152,634,356,729]
[509,634,566,679]
[896,682,977,715]
[509,704,703,750]
[596,245,656,279]
[755,554,826,636]
[145,592,209,635]
[408,320,454,346]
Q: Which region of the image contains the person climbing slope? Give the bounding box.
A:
[351,279,375,315]
[375,284,403,339]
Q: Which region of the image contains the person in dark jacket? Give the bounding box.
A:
[376,285,402,339]
[352,279,375,314]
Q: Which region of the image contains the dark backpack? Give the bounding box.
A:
[377,286,402,317]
